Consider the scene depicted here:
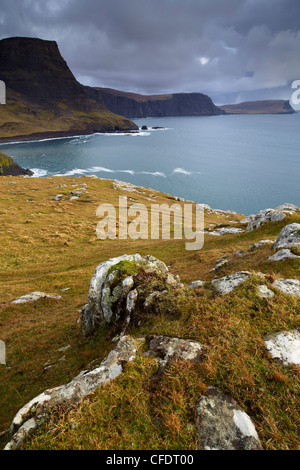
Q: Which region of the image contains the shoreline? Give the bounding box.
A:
[0,128,140,146]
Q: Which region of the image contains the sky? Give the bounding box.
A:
[0,0,299,105]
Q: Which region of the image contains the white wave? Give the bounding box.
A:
[117,169,136,175]
[30,168,48,177]
[173,167,193,175]
[140,171,167,178]
[172,167,202,175]
[135,131,151,136]
[88,166,114,173]
[54,168,89,176]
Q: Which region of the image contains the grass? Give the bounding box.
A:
[0,90,137,141]
[0,175,299,450]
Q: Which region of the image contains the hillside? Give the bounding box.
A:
[220,100,295,115]
[0,173,299,450]
[84,86,225,118]
[0,37,138,143]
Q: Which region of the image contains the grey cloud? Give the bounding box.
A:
[0,0,299,103]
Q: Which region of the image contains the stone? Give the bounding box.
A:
[211,257,228,272]
[81,254,169,336]
[188,280,205,289]
[274,203,300,212]
[268,249,300,262]
[273,223,300,251]
[264,329,300,365]
[233,250,245,257]
[11,292,62,304]
[249,240,274,251]
[51,194,63,201]
[246,208,288,232]
[205,227,244,236]
[145,335,204,366]
[273,279,300,297]
[257,285,275,299]
[211,272,250,294]
[5,335,138,450]
[197,387,263,450]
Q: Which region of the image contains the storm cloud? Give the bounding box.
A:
[0,0,299,104]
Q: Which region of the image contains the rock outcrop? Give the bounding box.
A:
[80,254,179,337]
[4,335,139,450]
[145,335,204,367]
[264,329,300,366]
[273,279,300,297]
[211,272,250,294]
[273,223,300,251]
[246,204,300,232]
[267,223,300,262]
[197,387,264,450]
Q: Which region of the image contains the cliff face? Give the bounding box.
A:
[220,100,295,114]
[84,86,225,118]
[0,151,33,176]
[0,37,138,142]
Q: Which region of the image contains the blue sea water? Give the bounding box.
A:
[1,114,299,216]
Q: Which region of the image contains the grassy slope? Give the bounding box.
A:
[0,90,137,141]
[98,88,173,102]
[0,175,299,450]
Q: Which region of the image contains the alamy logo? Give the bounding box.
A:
[0,341,6,365]
[0,80,6,105]
[96,197,204,251]
[291,80,300,106]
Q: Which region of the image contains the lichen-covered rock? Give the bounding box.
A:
[11,292,62,304]
[275,203,300,213]
[81,254,176,336]
[273,223,300,251]
[211,257,229,272]
[188,280,205,289]
[211,272,250,294]
[245,205,299,232]
[273,279,300,297]
[268,249,300,262]
[257,285,275,299]
[197,387,264,450]
[5,335,138,450]
[145,335,204,366]
[250,240,274,251]
[204,227,244,236]
[264,329,300,365]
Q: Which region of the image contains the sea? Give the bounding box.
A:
[1,114,299,216]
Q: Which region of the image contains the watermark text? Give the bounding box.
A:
[96,197,204,251]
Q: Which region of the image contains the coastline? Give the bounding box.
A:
[0,128,140,146]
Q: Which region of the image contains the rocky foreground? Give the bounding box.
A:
[0,176,299,450]
[3,200,300,450]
